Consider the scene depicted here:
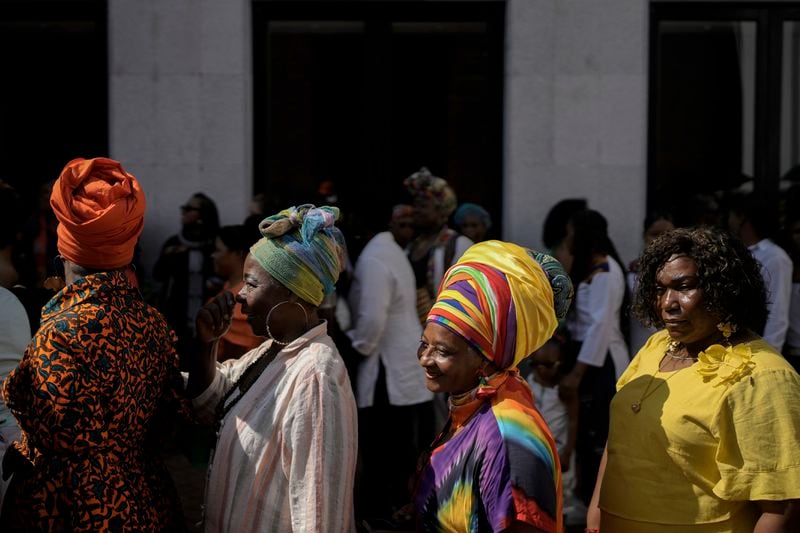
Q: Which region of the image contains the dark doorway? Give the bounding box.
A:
[253,2,505,253]
[0,1,108,204]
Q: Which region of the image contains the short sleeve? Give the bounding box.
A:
[713,367,800,501]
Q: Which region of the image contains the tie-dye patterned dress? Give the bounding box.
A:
[415,371,562,532]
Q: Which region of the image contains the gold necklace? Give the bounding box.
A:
[630,342,693,414]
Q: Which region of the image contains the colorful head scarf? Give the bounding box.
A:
[453,203,492,229]
[50,157,145,270]
[427,240,572,370]
[250,204,344,306]
[404,167,458,216]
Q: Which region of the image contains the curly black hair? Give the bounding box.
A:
[633,227,767,333]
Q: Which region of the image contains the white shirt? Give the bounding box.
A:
[347,232,432,408]
[192,322,358,533]
[0,287,30,427]
[568,256,629,377]
[750,239,793,351]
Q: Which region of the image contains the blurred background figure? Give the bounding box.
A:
[524,328,586,527]
[783,185,800,372]
[628,210,675,356]
[453,202,492,243]
[0,285,30,513]
[728,192,792,352]
[153,192,220,353]
[388,204,415,249]
[560,208,629,503]
[542,198,588,276]
[347,202,432,526]
[211,224,262,361]
[404,167,471,327]
[19,179,58,288]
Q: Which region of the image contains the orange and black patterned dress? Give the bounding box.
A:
[3,270,187,531]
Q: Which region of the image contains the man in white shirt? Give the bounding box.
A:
[729,194,793,351]
[347,204,433,522]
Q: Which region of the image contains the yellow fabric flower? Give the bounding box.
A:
[696,343,756,386]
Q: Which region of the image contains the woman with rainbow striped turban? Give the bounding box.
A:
[414,240,573,533]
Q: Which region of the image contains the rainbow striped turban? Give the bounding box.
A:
[428,240,572,370]
[250,204,344,306]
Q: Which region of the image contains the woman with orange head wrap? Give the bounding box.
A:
[2,158,186,530]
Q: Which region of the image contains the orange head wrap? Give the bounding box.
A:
[50,157,145,270]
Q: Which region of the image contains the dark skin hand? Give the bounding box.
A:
[186,290,235,397]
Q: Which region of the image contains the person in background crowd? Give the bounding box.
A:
[542,198,588,276]
[0,286,30,513]
[588,227,800,532]
[347,203,433,524]
[628,210,675,356]
[19,179,58,288]
[405,167,472,326]
[783,187,800,372]
[524,328,585,527]
[453,202,492,243]
[414,241,572,533]
[405,167,472,431]
[728,193,792,352]
[389,204,416,249]
[153,192,221,353]
[0,183,53,335]
[2,157,186,530]
[560,209,629,502]
[185,204,357,532]
[211,225,262,361]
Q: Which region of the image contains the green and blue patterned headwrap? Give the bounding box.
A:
[250,204,345,306]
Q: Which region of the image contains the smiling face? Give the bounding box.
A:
[655,254,721,349]
[236,254,295,337]
[418,322,486,394]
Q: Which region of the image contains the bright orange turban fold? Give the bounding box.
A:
[50,157,145,270]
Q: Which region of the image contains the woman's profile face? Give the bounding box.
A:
[236,254,292,337]
[418,322,485,395]
[655,255,719,347]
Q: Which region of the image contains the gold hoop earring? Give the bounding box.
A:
[265,300,309,346]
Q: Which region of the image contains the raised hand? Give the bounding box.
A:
[196,290,235,344]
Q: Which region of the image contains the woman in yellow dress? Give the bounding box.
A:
[587,227,800,532]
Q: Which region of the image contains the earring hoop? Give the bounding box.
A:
[265,300,309,346]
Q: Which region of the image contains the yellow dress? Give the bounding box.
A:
[600,330,800,532]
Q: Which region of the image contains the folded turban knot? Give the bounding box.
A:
[50,157,146,270]
[250,204,344,306]
[404,167,458,217]
[427,240,573,370]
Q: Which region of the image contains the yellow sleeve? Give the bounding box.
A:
[713,367,800,501]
